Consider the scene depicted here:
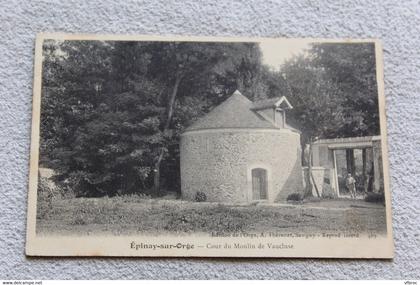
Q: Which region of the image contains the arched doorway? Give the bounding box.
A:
[252,168,268,200]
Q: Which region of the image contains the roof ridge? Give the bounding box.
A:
[184,90,277,132]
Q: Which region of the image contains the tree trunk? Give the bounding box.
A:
[153,150,164,193]
[304,142,314,198]
[153,74,182,193]
[306,140,321,198]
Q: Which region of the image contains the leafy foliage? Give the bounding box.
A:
[40,40,263,197]
[286,193,303,202]
[281,43,380,142]
[364,192,385,203]
[40,40,380,197]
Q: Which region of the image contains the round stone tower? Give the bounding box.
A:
[180,91,303,204]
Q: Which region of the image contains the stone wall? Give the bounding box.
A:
[302,167,339,198]
[180,128,303,203]
[302,167,325,197]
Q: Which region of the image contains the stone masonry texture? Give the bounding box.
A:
[180,129,303,203]
[0,0,419,279]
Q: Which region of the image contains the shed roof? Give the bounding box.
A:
[313,136,381,149]
[185,91,278,131]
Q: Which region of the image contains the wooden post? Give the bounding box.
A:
[373,144,381,193]
[332,150,340,197]
[307,142,314,197]
[362,148,367,193]
[346,149,355,176]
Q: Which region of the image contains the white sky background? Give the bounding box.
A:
[259,40,312,71]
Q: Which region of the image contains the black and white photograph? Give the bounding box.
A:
[26,34,393,258]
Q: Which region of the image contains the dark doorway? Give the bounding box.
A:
[334,148,374,197]
[252,168,268,200]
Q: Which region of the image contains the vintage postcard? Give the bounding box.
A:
[26,34,394,258]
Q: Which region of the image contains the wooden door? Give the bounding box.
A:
[252,168,267,200]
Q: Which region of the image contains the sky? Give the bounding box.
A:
[259,40,311,70]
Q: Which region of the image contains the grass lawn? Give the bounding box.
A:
[36,196,387,236]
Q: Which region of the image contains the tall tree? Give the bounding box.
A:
[279,43,380,196]
[40,40,263,196]
[146,42,263,192]
[280,55,343,197]
[311,43,379,137]
[41,40,379,198]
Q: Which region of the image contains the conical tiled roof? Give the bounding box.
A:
[185,90,278,131]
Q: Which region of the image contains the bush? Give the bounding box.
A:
[287,193,303,202]
[36,177,54,220]
[365,192,385,203]
[321,184,335,199]
[195,191,207,202]
[321,192,335,199]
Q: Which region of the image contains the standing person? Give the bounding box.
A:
[346,173,357,199]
